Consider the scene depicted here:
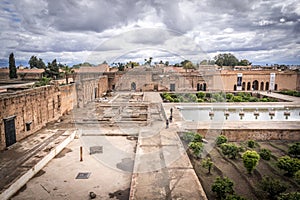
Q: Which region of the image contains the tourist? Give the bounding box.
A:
[169,115,172,123]
[170,108,173,116]
[166,119,169,128]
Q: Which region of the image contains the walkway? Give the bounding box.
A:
[130,93,207,199]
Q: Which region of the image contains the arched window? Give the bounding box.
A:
[203,83,207,91]
[260,82,264,90]
[247,82,251,90]
[265,82,269,91]
[234,84,237,91]
[242,82,245,90]
[131,82,136,91]
[252,80,259,90]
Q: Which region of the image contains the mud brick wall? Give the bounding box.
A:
[0,75,108,150]
[197,129,300,141]
[76,76,108,108]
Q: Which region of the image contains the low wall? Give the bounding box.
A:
[196,129,300,141]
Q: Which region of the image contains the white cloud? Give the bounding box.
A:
[0,0,299,66]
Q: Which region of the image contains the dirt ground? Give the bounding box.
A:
[185,140,300,200]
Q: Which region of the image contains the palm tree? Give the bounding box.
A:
[61,65,74,84]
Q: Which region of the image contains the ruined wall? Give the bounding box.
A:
[0,75,108,150]
[197,129,300,141]
[75,76,108,108]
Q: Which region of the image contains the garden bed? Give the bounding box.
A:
[179,133,300,199]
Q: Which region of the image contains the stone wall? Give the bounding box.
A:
[197,129,300,141]
[0,75,108,150]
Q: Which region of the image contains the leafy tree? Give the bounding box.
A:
[242,150,260,174]
[28,55,46,69]
[61,65,74,84]
[294,170,300,184]
[288,142,300,157]
[278,192,300,200]
[202,157,214,174]
[183,132,196,143]
[189,141,204,158]
[259,148,272,160]
[181,60,195,72]
[214,53,239,67]
[34,76,51,87]
[221,143,239,159]
[9,52,17,79]
[211,176,234,199]
[225,194,246,200]
[247,140,255,148]
[44,59,59,79]
[277,156,300,176]
[165,61,169,66]
[238,59,251,66]
[259,176,287,199]
[216,135,228,146]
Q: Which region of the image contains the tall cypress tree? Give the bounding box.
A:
[9,53,17,79]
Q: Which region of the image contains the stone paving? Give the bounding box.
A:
[1,91,299,199]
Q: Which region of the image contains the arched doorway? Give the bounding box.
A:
[260,82,264,90]
[265,82,269,91]
[242,82,245,90]
[252,80,259,90]
[131,82,136,91]
[247,82,251,90]
[203,83,207,91]
[233,84,237,91]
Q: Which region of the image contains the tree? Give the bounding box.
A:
[200,59,215,65]
[288,142,300,157]
[165,61,169,66]
[247,140,255,148]
[61,65,74,84]
[277,156,300,176]
[259,148,272,160]
[211,176,234,199]
[214,53,239,67]
[225,194,246,200]
[278,192,300,200]
[202,157,214,174]
[259,176,287,199]
[242,150,260,174]
[189,141,204,158]
[238,59,251,66]
[221,143,239,159]
[216,135,228,146]
[9,53,17,79]
[181,60,195,72]
[294,170,300,184]
[44,59,59,79]
[28,55,46,69]
[34,76,51,87]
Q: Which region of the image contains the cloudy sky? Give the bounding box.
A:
[0,0,299,67]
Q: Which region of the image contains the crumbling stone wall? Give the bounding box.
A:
[0,75,108,150]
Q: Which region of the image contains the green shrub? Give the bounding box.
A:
[242,150,260,174]
[294,170,300,184]
[259,148,272,160]
[288,142,300,157]
[232,96,244,102]
[211,176,234,199]
[183,132,196,143]
[221,143,239,159]
[278,192,300,200]
[260,176,287,199]
[226,93,234,100]
[189,141,204,158]
[196,92,205,99]
[216,135,228,146]
[277,156,300,176]
[247,140,255,148]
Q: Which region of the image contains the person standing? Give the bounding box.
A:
[166,119,169,128]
